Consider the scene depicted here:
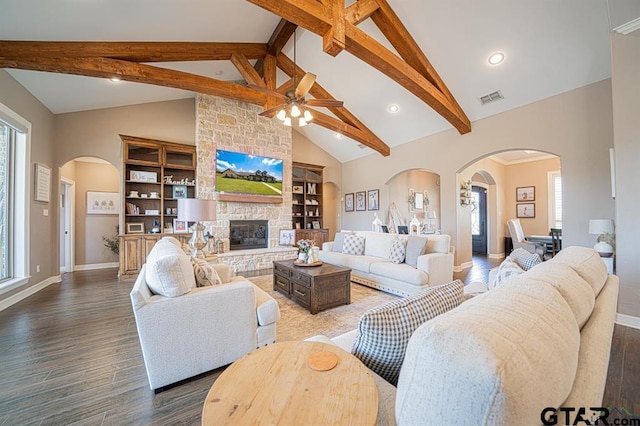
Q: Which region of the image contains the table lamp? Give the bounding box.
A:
[426,211,437,231]
[588,219,614,257]
[178,198,217,258]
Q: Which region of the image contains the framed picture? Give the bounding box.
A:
[312,220,321,229]
[345,193,354,212]
[173,185,188,199]
[34,163,51,203]
[173,219,189,233]
[130,170,157,183]
[164,222,173,233]
[279,229,296,246]
[414,192,424,210]
[516,203,536,218]
[86,191,120,214]
[367,189,379,211]
[356,191,366,211]
[292,185,304,194]
[126,223,145,234]
[381,225,389,233]
[516,186,535,202]
[397,225,409,235]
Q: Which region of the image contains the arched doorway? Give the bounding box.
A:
[384,169,441,233]
[59,156,120,272]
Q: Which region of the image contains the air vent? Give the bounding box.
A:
[357,144,368,149]
[479,90,504,105]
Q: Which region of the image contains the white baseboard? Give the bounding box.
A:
[453,261,474,273]
[488,253,505,260]
[74,262,119,271]
[616,314,640,330]
[0,275,62,312]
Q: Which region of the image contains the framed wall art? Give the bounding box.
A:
[126,223,145,234]
[516,203,535,218]
[516,186,535,202]
[172,185,188,199]
[367,189,379,211]
[279,229,295,246]
[34,163,51,203]
[356,191,366,211]
[345,193,354,212]
[173,219,189,233]
[86,191,120,215]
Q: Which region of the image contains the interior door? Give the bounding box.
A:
[472,186,487,255]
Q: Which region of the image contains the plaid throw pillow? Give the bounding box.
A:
[389,238,407,263]
[509,247,542,270]
[351,280,464,385]
[191,258,222,287]
[343,234,365,255]
[489,257,525,289]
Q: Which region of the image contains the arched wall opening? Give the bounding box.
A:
[59,156,120,271]
[456,150,561,270]
[383,169,441,233]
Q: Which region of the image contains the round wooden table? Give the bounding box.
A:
[201,341,378,425]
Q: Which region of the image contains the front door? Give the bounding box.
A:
[472,186,487,255]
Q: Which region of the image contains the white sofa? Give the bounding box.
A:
[312,246,619,425]
[319,231,454,296]
[130,237,280,391]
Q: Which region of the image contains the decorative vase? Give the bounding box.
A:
[307,247,319,264]
[298,252,308,263]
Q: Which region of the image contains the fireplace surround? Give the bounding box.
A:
[229,220,268,250]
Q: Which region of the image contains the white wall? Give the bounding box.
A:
[611,33,640,317]
[340,80,615,268]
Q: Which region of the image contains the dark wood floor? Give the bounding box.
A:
[0,260,637,424]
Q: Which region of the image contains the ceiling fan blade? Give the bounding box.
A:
[306,99,344,108]
[259,104,287,118]
[247,84,289,100]
[294,73,317,98]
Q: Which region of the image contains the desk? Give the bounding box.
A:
[202,341,378,425]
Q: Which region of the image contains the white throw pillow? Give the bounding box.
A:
[343,234,365,255]
[404,236,428,268]
[332,232,346,252]
[145,251,197,297]
[191,258,222,286]
[489,257,525,289]
[351,280,464,385]
[389,238,407,264]
[509,248,541,270]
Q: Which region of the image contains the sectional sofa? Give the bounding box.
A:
[319,231,454,296]
[311,246,619,425]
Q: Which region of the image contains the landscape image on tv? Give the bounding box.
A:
[215,149,283,196]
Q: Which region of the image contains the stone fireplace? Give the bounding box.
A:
[229,220,268,250]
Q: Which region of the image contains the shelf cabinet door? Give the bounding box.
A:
[164,146,196,169]
[119,236,143,276]
[124,140,162,166]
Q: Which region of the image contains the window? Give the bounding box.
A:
[548,171,562,229]
[0,102,30,291]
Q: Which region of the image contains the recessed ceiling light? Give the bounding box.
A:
[109,76,121,83]
[488,52,505,65]
[215,70,224,76]
[387,104,399,113]
[334,132,343,139]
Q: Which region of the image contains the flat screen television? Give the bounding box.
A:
[215,149,283,196]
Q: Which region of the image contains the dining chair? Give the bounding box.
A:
[549,228,562,257]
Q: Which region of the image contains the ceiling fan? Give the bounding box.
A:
[248,30,344,127]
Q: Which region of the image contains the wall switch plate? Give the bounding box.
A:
[36,265,40,273]
[43,209,48,216]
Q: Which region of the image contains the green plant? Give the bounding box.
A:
[102,226,119,255]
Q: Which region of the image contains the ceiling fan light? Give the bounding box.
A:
[290,104,301,117]
[298,117,307,127]
[303,110,313,121]
[283,117,292,127]
[276,109,286,121]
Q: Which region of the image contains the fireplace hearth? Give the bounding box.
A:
[229,220,268,250]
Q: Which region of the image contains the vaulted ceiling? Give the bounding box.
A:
[0,0,613,162]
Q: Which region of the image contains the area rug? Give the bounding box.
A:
[249,275,398,342]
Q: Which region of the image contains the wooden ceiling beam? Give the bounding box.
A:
[0,41,267,62]
[230,53,265,87]
[323,0,345,56]
[345,0,379,26]
[311,110,390,157]
[254,19,297,76]
[0,56,268,106]
[369,0,466,119]
[262,54,279,110]
[247,0,471,135]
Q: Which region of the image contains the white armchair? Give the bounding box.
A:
[130,239,280,391]
[507,218,546,257]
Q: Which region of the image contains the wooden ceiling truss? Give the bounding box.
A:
[0,0,471,157]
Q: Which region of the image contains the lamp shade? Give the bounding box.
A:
[588,219,613,235]
[177,199,217,222]
[427,211,437,220]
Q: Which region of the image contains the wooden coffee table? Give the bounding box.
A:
[272,260,351,314]
[201,341,378,425]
